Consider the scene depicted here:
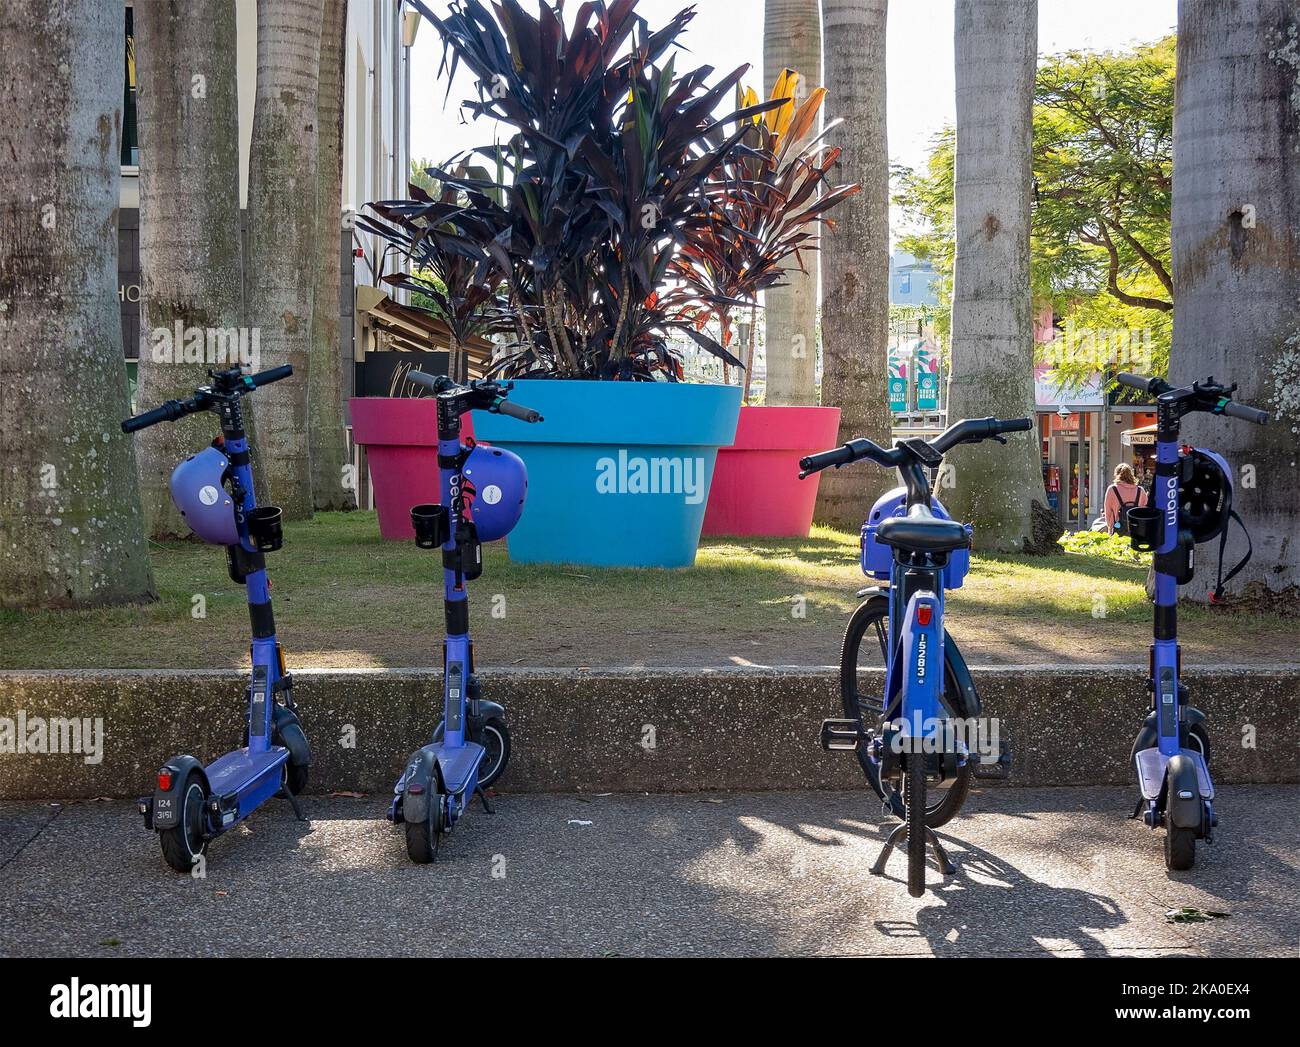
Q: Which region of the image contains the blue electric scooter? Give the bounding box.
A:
[388,371,540,862]
[801,416,1031,896]
[1115,372,1268,870]
[123,365,311,873]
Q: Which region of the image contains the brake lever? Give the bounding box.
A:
[993,435,1008,445]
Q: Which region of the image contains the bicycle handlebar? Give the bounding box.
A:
[798,417,1031,479]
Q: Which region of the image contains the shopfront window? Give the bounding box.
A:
[122,7,138,166]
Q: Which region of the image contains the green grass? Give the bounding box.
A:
[0,512,1287,670]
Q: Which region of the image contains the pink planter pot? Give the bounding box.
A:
[349,397,475,540]
[701,405,842,537]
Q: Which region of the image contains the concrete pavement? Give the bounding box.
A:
[1,786,1296,957]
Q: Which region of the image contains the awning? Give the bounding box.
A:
[1121,423,1158,447]
[355,285,493,379]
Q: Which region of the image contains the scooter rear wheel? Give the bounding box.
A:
[842,599,972,827]
[159,771,208,874]
[405,789,445,864]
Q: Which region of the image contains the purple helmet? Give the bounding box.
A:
[463,444,528,542]
[169,446,238,545]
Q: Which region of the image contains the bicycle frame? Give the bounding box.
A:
[885,561,947,748]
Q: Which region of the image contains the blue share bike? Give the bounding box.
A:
[122,364,311,873]
[388,371,540,862]
[1115,372,1269,871]
[800,416,1032,897]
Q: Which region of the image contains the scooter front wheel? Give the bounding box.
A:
[159,771,209,874]
[405,789,445,864]
[477,718,512,789]
[1166,825,1196,871]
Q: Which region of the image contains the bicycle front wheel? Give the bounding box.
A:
[905,754,926,898]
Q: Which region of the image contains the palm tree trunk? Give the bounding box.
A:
[763,0,822,406]
[134,0,245,537]
[944,0,1049,553]
[0,0,154,608]
[309,0,355,511]
[246,0,322,520]
[815,0,892,529]
[1173,0,1300,599]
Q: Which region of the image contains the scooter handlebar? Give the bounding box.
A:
[248,364,293,388]
[407,370,443,392]
[1220,398,1269,425]
[1116,372,1173,396]
[495,398,543,423]
[121,398,193,433]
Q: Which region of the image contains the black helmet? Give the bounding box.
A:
[1180,448,1233,544]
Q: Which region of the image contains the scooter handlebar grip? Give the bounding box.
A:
[996,417,1033,433]
[121,401,181,433]
[496,399,542,423]
[407,371,442,392]
[1222,399,1269,425]
[249,364,293,388]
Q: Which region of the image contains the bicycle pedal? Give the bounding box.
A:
[972,748,1012,781]
[819,718,861,752]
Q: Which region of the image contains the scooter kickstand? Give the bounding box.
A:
[1127,795,1145,820]
[280,786,308,823]
[475,787,494,814]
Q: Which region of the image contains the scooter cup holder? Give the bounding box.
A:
[246,506,284,552]
[411,504,450,550]
[1127,506,1163,552]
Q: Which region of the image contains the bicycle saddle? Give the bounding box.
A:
[875,508,969,554]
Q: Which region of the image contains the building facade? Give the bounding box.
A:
[119,0,417,399]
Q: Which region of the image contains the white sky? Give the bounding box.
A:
[410,0,1178,178]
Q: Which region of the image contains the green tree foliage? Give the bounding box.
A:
[896,36,1175,386]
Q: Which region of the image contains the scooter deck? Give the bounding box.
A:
[207,746,290,818]
[1134,747,1213,801]
[435,742,485,796]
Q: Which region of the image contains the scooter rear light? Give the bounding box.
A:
[408,784,424,795]
[917,606,932,626]
[157,769,174,791]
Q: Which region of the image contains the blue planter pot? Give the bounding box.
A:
[472,381,742,568]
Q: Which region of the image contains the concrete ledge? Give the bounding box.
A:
[0,665,1295,798]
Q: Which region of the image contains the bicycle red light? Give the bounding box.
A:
[157,769,173,791]
[917,606,932,626]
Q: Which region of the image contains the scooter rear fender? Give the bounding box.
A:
[395,744,440,825]
[149,754,207,832]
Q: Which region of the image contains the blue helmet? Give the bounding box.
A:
[169,446,238,545]
[463,444,528,542]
